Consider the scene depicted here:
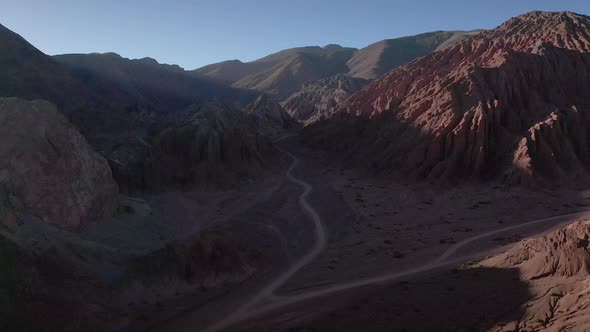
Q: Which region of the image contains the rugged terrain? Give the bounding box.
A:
[346,30,483,79]
[4,9,590,332]
[194,30,481,98]
[481,219,590,331]
[107,100,287,193]
[305,11,590,185]
[194,45,357,97]
[54,53,252,114]
[242,95,297,137]
[281,74,369,124]
[0,98,118,229]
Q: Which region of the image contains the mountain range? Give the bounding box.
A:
[194,30,482,97]
[305,11,590,185]
[4,9,590,332]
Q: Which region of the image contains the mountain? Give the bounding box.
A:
[0,22,258,144]
[195,45,357,97]
[0,23,134,132]
[346,30,483,79]
[281,74,369,124]
[194,31,481,97]
[53,53,253,113]
[0,98,118,229]
[0,23,85,103]
[304,11,590,185]
[192,59,271,84]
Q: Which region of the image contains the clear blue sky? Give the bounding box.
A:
[3,0,590,70]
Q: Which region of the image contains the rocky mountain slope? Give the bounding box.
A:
[54,53,253,113]
[194,31,481,97]
[346,30,482,79]
[0,23,141,135]
[0,22,259,146]
[305,11,590,185]
[281,74,369,124]
[215,45,355,96]
[481,219,590,331]
[0,22,289,193]
[108,101,283,193]
[0,98,118,229]
[242,95,296,137]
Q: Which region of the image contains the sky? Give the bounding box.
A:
[2,0,590,70]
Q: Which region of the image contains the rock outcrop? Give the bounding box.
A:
[306,11,590,184]
[482,220,590,331]
[242,95,296,137]
[0,98,118,229]
[512,108,590,184]
[281,74,369,124]
[108,101,281,192]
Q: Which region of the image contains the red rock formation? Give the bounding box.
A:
[308,11,590,184]
[482,220,590,330]
[0,98,118,229]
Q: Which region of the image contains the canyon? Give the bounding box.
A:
[3,9,590,332]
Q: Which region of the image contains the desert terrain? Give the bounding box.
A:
[4,7,590,332]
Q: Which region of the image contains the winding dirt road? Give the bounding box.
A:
[200,140,590,332]
[202,145,327,332]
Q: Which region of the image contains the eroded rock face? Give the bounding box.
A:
[512,108,590,185]
[306,11,590,184]
[242,95,296,137]
[281,74,369,125]
[0,98,118,229]
[482,220,590,331]
[486,220,590,279]
[108,101,280,192]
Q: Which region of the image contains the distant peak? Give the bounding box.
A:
[137,57,159,65]
[99,52,122,58]
[323,44,343,49]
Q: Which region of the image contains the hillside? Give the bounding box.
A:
[281,74,369,124]
[194,31,481,97]
[346,30,482,79]
[54,53,253,113]
[304,11,590,185]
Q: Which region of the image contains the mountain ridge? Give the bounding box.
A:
[304,11,590,185]
[194,30,483,96]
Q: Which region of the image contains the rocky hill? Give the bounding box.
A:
[281,74,369,124]
[481,219,590,330]
[304,11,590,185]
[242,95,297,138]
[0,98,118,229]
[108,101,283,193]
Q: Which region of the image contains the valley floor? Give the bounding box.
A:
[137,136,590,332]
